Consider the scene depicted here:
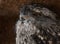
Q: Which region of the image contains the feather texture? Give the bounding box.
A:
[16,4,60,44]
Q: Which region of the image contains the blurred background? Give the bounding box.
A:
[0,0,60,44]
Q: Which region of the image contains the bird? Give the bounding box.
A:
[16,4,60,44]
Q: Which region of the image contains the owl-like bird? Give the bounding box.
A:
[16,4,60,44]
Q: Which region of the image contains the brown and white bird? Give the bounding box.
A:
[16,4,60,44]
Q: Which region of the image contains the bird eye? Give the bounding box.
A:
[20,17,25,21]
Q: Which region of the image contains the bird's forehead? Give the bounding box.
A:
[20,4,44,16]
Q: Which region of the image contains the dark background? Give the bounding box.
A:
[0,0,60,44]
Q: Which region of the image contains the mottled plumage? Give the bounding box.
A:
[16,4,60,44]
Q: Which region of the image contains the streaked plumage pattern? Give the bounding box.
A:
[16,4,60,44]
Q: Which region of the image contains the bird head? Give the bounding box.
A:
[19,4,56,21]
